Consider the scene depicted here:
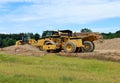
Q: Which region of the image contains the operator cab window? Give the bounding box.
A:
[46,31,52,37]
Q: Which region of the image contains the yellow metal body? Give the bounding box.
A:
[61,38,84,48]
[73,32,103,42]
[36,37,61,50]
[69,39,84,47]
[16,39,37,45]
[28,39,37,45]
[16,40,23,45]
[43,45,57,50]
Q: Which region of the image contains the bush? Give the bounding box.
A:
[81,28,92,32]
[6,38,16,46]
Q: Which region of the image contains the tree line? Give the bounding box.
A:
[102,30,120,39]
[0,33,40,48]
[0,29,120,48]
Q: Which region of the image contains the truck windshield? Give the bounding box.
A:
[42,31,52,37]
[42,31,59,38]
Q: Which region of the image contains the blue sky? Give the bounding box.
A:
[0,0,120,34]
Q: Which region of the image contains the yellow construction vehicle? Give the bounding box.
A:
[15,34,37,45]
[16,30,101,53]
[35,30,84,53]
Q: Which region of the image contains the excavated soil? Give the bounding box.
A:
[95,38,120,50]
[0,45,46,56]
[0,38,120,62]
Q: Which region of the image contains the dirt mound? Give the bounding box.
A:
[95,38,120,50]
[1,45,46,56]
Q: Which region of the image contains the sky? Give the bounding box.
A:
[0,0,120,34]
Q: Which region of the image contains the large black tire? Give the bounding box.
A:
[53,49,61,53]
[92,42,95,51]
[75,47,83,53]
[64,42,76,53]
[46,50,51,53]
[46,49,61,53]
[83,41,94,52]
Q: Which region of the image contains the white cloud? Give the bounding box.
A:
[3,0,120,23]
[0,0,120,33]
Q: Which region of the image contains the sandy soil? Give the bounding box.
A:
[95,38,120,50]
[0,45,46,56]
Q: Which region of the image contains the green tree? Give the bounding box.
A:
[34,33,40,40]
[5,38,15,46]
[0,38,4,48]
[81,28,92,32]
[115,30,120,38]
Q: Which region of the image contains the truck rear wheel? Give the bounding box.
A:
[64,42,76,53]
[83,41,94,52]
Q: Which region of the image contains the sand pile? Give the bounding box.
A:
[95,38,120,50]
[1,45,46,56]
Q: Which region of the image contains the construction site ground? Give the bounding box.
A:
[0,38,120,62]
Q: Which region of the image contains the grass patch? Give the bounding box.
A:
[0,53,120,83]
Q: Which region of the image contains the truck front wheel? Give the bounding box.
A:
[83,41,95,52]
[64,42,76,53]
